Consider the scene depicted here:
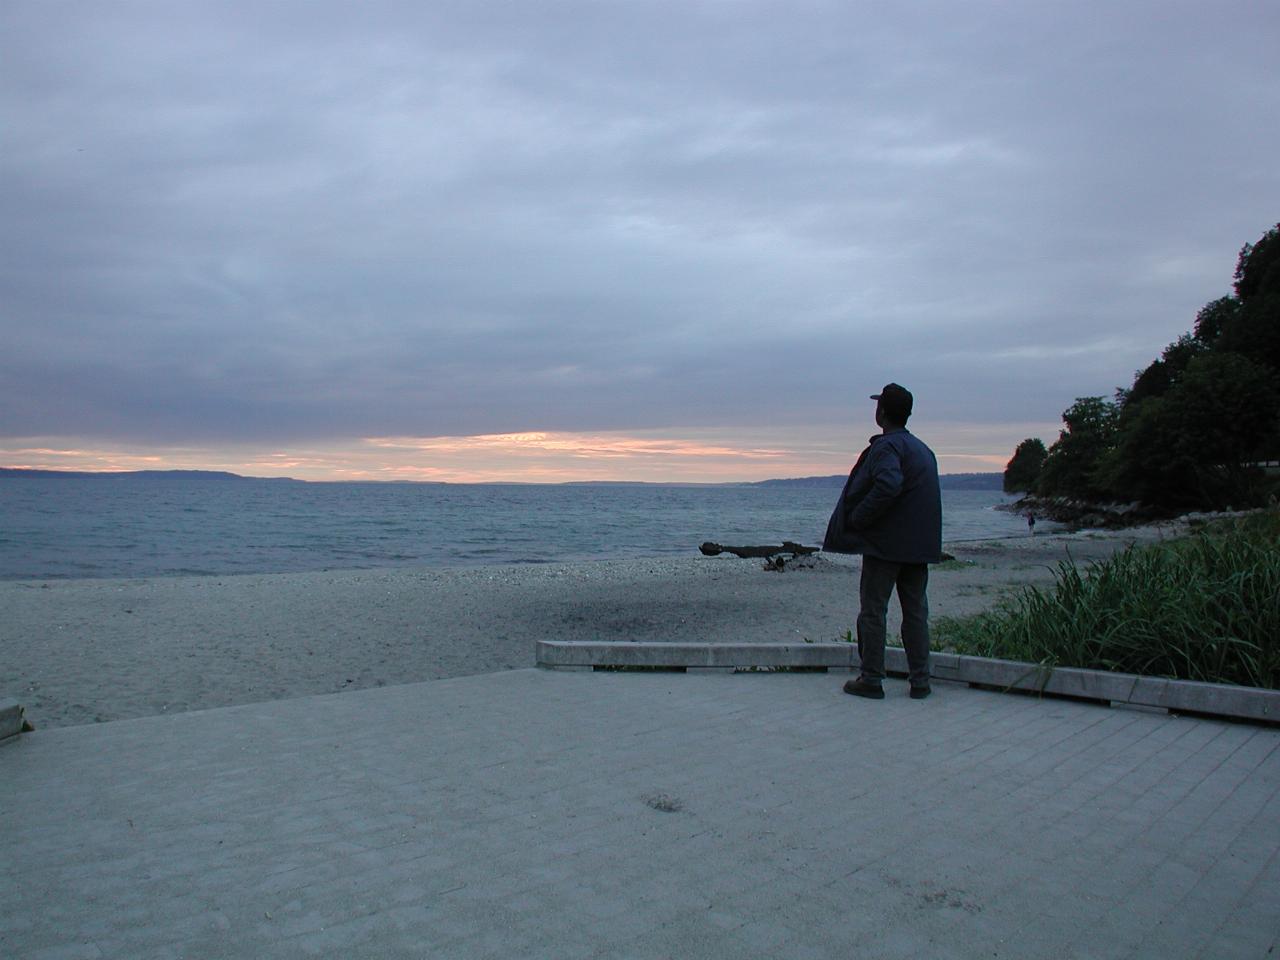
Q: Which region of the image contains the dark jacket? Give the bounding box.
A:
[822,428,942,563]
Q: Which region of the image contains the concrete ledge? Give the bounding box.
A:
[534,641,1279,723]
[536,641,855,670]
[0,699,30,741]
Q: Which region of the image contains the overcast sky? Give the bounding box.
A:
[3,1,1278,481]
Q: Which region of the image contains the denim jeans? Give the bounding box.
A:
[856,555,931,686]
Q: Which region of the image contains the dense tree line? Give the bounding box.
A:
[1004,224,1280,509]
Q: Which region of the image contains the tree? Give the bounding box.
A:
[1036,397,1119,500]
[1101,353,1280,508]
[1048,224,1280,508]
[1104,224,1280,505]
[1095,396,1185,506]
[1232,224,1280,301]
[1161,352,1280,505]
[1193,296,1239,345]
[1218,224,1280,372]
[1003,438,1047,493]
[1125,334,1206,408]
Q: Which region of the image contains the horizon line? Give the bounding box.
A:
[0,466,1005,485]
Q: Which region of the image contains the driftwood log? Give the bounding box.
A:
[699,541,819,559]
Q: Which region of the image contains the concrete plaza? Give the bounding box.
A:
[2,669,1278,959]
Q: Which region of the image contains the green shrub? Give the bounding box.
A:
[932,509,1280,688]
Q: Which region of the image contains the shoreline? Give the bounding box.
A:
[1,521,1197,730]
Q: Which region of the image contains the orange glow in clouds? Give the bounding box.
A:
[357,431,795,483]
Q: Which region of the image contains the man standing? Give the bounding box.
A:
[823,383,942,700]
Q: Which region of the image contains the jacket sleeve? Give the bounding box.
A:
[847,441,903,529]
[822,447,873,553]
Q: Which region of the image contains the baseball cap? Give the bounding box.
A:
[870,383,913,418]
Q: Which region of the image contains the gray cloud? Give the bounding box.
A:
[3,0,1278,449]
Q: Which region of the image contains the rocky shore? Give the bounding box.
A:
[999,495,1174,529]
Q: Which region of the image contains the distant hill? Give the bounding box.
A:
[751,475,845,489]
[938,472,1005,490]
[0,468,292,481]
[753,472,1003,491]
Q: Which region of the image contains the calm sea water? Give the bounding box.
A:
[0,477,1035,581]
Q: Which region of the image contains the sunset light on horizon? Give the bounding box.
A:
[1,420,1036,483]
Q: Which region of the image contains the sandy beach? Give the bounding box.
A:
[1,522,1198,729]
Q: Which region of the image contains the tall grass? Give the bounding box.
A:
[933,509,1280,689]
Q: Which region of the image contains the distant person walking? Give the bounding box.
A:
[823,383,943,700]
[1027,512,1036,535]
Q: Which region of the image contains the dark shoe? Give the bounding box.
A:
[909,685,932,700]
[843,678,885,700]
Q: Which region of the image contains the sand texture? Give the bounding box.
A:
[1,524,1194,729]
